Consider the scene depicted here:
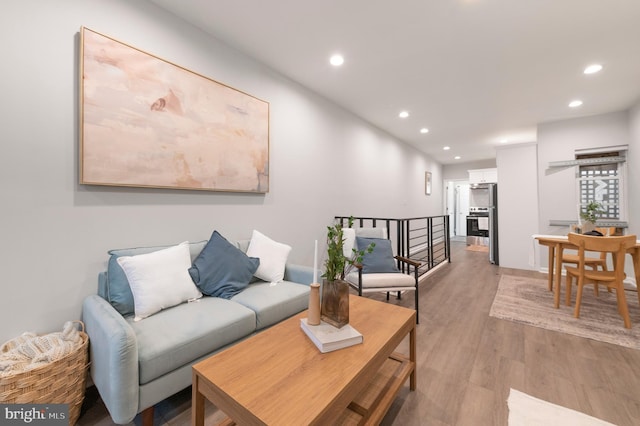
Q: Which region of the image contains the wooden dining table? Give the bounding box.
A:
[535,234,640,309]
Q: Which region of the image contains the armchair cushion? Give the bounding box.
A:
[342,228,357,258]
[356,237,400,273]
[343,227,387,258]
[345,271,416,289]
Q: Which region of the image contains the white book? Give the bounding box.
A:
[300,318,363,353]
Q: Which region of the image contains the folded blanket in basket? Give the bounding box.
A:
[0,321,82,376]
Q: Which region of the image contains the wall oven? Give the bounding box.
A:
[467,215,489,237]
[466,206,489,245]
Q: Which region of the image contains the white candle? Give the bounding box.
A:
[313,240,318,283]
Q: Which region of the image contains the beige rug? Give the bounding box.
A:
[508,388,615,425]
[466,244,489,252]
[490,274,640,350]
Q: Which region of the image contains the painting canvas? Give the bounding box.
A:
[425,171,432,195]
[80,27,269,193]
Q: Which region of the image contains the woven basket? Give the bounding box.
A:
[0,321,89,426]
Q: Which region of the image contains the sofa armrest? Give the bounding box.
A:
[283,263,319,285]
[82,295,139,424]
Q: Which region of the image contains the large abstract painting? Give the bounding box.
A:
[80,27,269,193]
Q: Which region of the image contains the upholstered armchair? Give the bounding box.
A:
[342,228,422,323]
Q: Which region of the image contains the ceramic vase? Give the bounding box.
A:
[581,220,596,234]
[321,279,349,328]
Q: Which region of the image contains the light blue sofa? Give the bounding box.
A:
[82,240,313,424]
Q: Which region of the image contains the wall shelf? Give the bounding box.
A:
[549,219,628,228]
[548,156,626,168]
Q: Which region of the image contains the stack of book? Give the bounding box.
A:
[300,318,363,353]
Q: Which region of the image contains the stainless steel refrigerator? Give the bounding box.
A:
[488,183,499,265]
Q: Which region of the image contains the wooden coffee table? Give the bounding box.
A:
[192,295,416,425]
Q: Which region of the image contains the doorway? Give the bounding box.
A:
[445,180,470,241]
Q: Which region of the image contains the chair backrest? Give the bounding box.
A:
[567,232,636,274]
[342,227,387,258]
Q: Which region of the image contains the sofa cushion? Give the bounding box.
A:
[106,241,207,316]
[129,297,256,385]
[117,242,203,321]
[189,231,260,299]
[246,230,292,283]
[231,281,310,330]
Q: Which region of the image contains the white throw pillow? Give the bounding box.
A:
[342,228,356,258]
[117,241,202,321]
[246,230,292,283]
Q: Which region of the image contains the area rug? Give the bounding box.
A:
[466,244,489,252]
[490,274,640,350]
[507,388,615,425]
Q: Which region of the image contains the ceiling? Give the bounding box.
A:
[149,0,640,164]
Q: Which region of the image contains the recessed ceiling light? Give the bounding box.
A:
[329,54,344,66]
[443,146,450,151]
[399,111,409,118]
[584,64,603,74]
[500,139,508,144]
[420,128,429,134]
[454,156,461,160]
[569,100,583,108]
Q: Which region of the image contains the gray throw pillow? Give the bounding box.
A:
[356,237,400,274]
[189,231,260,299]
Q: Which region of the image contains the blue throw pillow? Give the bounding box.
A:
[189,231,260,299]
[106,254,136,316]
[356,237,400,274]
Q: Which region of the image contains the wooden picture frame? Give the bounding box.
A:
[79,27,269,193]
[425,171,432,195]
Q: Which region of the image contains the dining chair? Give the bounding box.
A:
[561,227,616,301]
[564,232,637,328]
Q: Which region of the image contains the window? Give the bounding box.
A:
[575,149,626,221]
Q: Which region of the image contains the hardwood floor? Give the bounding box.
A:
[77,241,640,425]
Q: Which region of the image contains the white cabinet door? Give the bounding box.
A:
[468,170,484,185]
[483,168,498,183]
[468,168,497,184]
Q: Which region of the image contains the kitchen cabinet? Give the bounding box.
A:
[468,168,497,184]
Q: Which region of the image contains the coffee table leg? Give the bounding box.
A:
[192,373,205,426]
[410,324,416,391]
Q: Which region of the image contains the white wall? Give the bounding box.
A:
[442,159,497,181]
[537,111,631,236]
[496,143,539,270]
[495,109,638,272]
[0,0,442,342]
[628,101,640,233]
[534,110,636,274]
